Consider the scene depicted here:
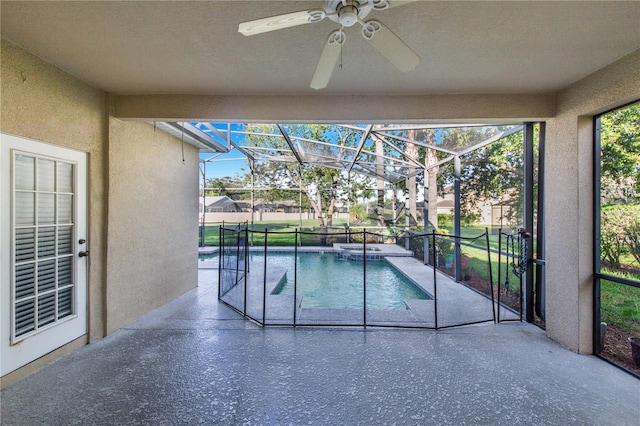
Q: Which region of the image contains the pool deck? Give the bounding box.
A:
[2,267,638,425]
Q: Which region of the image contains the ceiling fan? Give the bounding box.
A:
[238,0,420,90]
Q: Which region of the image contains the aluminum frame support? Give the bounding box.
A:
[536,122,546,321]
[277,124,304,165]
[454,155,462,282]
[347,125,374,173]
[523,123,535,323]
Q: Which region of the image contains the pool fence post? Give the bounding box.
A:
[497,229,502,323]
[294,230,298,327]
[263,228,268,326]
[485,228,496,323]
[200,160,205,248]
[243,227,248,316]
[246,227,250,274]
[251,160,255,247]
[432,230,438,330]
[423,169,429,265]
[363,230,367,327]
[235,229,241,292]
[218,224,222,300]
[518,230,525,322]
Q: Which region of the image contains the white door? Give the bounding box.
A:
[1,133,87,375]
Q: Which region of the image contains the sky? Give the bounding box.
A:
[200,150,248,181]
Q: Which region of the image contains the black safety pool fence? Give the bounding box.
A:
[216,226,526,329]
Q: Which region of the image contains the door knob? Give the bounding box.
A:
[79,251,89,258]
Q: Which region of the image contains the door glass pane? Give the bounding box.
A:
[15,192,35,225]
[58,287,73,318]
[57,227,73,255]
[14,299,35,337]
[37,227,56,258]
[37,158,56,192]
[58,194,73,224]
[37,293,56,327]
[38,193,55,224]
[58,257,73,287]
[37,259,56,292]
[15,263,35,299]
[15,228,35,262]
[57,162,73,193]
[15,155,35,190]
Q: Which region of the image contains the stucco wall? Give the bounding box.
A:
[545,49,640,353]
[1,39,200,384]
[106,118,199,333]
[1,38,108,341]
[0,39,106,386]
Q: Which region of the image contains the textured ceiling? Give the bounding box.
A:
[1,1,639,96]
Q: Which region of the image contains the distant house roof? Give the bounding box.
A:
[235,199,300,208]
[201,196,234,207]
[437,199,454,208]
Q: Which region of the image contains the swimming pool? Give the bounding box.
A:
[256,252,431,310]
[199,253,218,262]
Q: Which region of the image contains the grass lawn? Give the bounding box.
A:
[600,271,640,335]
[200,219,396,247]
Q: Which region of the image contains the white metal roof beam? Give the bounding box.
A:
[377,135,426,169]
[200,122,256,161]
[348,124,374,173]
[456,125,523,156]
[277,124,304,165]
[373,130,459,155]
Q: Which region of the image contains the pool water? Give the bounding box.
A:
[259,252,431,310]
[199,253,218,262]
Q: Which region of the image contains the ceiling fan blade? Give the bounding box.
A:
[386,0,420,9]
[310,30,346,90]
[372,0,419,10]
[239,10,325,36]
[362,20,420,72]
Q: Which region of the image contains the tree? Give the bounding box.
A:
[204,176,251,199]
[406,129,419,225]
[458,129,527,226]
[600,103,640,204]
[243,124,349,228]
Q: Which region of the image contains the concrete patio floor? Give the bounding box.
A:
[1,268,639,425]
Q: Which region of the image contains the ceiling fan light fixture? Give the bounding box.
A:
[338,5,359,27]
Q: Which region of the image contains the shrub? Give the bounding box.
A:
[601,228,625,267]
[625,217,640,265]
[461,212,481,227]
[600,204,639,266]
[438,213,454,227]
[349,204,367,223]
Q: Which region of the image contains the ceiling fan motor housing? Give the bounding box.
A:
[325,0,374,27]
